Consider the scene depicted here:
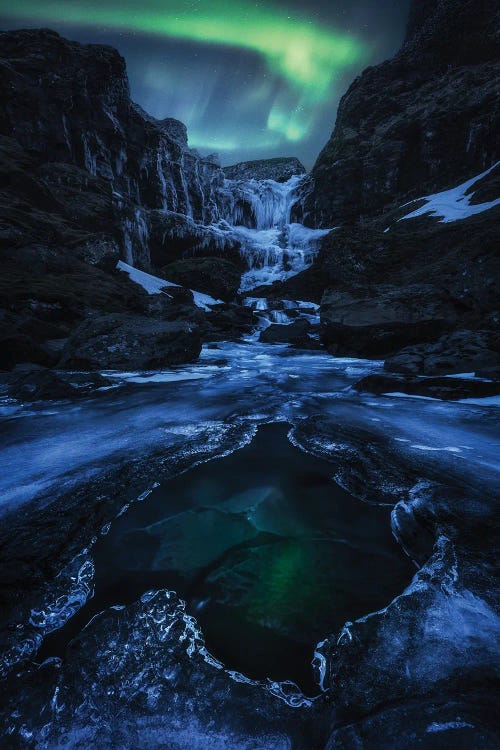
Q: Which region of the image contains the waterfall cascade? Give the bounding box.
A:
[214,175,332,292]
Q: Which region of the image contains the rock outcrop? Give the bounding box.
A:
[224,156,306,183]
[0,29,224,227]
[160,257,242,302]
[300,0,499,226]
[59,314,202,370]
[0,29,250,370]
[280,0,500,373]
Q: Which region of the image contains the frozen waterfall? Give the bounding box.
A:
[215,175,332,292]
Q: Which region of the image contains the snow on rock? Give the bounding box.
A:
[117,260,222,311]
[398,162,500,224]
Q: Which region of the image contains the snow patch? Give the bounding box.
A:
[426,721,474,733]
[117,260,222,311]
[398,162,500,224]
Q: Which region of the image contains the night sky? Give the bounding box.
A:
[1,1,411,167]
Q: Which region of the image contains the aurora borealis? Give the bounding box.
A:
[0,0,411,165]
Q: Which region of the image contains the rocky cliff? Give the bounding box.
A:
[0,29,225,225]
[300,0,499,225]
[0,28,252,373]
[273,0,500,377]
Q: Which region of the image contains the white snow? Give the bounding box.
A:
[103,367,219,384]
[398,162,500,224]
[385,391,500,408]
[116,260,222,311]
[410,444,462,453]
[426,721,474,734]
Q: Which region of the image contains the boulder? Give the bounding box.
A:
[0,334,56,371]
[58,314,202,370]
[7,368,112,401]
[160,257,241,302]
[320,287,454,357]
[204,304,255,341]
[259,319,313,346]
[384,329,500,375]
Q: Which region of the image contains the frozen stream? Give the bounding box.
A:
[0,332,499,718]
[1,341,498,516]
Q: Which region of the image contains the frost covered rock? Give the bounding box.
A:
[354,372,500,401]
[59,313,202,370]
[1,590,319,749]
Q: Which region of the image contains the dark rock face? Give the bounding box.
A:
[320,286,455,357]
[0,29,224,226]
[0,30,252,370]
[147,210,242,269]
[290,189,499,368]
[161,257,242,302]
[301,0,499,226]
[259,319,312,346]
[384,329,500,376]
[224,157,306,183]
[59,314,202,370]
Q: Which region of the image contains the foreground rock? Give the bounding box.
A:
[6,367,112,401]
[291,414,499,748]
[59,314,202,370]
[384,329,500,376]
[259,320,316,348]
[0,590,321,749]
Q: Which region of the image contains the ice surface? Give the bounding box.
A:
[385,391,500,407]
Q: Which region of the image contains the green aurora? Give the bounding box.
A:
[2,0,367,144]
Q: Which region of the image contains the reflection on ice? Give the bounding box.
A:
[0,339,498,518]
